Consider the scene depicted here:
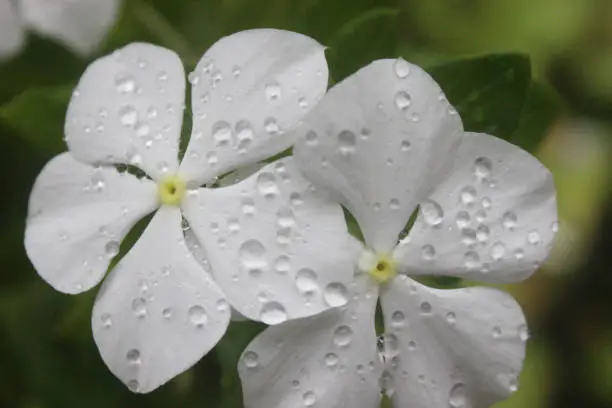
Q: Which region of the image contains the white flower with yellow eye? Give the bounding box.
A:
[239,59,558,408]
[25,30,360,393]
[0,0,120,59]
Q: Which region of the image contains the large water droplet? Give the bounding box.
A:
[115,73,136,94]
[476,225,490,242]
[188,305,207,327]
[333,325,353,347]
[420,301,432,315]
[393,58,411,79]
[126,349,141,365]
[296,268,319,295]
[243,351,259,368]
[260,301,287,325]
[337,130,356,155]
[212,121,233,147]
[256,172,279,197]
[264,117,281,135]
[456,211,471,229]
[303,391,316,407]
[502,212,517,230]
[421,244,436,261]
[324,352,339,367]
[395,91,412,111]
[105,240,120,257]
[421,200,443,226]
[277,207,295,228]
[323,282,348,307]
[460,186,477,205]
[449,383,466,408]
[391,311,406,328]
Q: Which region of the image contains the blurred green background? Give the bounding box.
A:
[1,0,612,407]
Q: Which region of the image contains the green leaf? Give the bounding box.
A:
[0,85,72,153]
[429,54,531,141]
[327,7,400,82]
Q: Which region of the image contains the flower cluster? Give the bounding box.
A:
[25,29,557,407]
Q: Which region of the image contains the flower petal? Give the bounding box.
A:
[25,153,158,294]
[380,276,527,408]
[0,0,25,59]
[65,43,185,180]
[92,206,231,393]
[294,59,463,252]
[179,29,328,185]
[182,157,361,324]
[392,132,557,283]
[20,0,120,55]
[239,277,382,408]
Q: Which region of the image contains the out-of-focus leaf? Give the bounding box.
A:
[215,321,265,408]
[0,86,71,153]
[429,54,531,141]
[511,81,561,152]
[327,7,400,82]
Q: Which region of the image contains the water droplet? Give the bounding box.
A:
[514,248,525,260]
[303,391,316,406]
[104,240,120,257]
[502,212,517,230]
[461,228,477,246]
[188,71,200,85]
[212,121,233,147]
[337,130,356,155]
[394,58,411,78]
[476,225,490,242]
[162,307,173,320]
[264,117,281,135]
[265,80,282,101]
[132,297,147,318]
[277,207,295,228]
[481,197,492,210]
[491,242,506,261]
[235,120,254,151]
[395,91,412,111]
[323,282,348,307]
[325,352,339,367]
[473,157,493,180]
[460,186,477,205]
[449,383,466,408]
[274,255,291,274]
[296,268,319,295]
[420,301,432,315]
[188,305,207,327]
[119,105,138,127]
[290,192,303,207]
[464,250,480,269]
[400,139,411,151]
[421,200,444,226]
[241,197,256,215]
[101,313,112,328]
[333,325,353,347]
[456,211,471,228]
[421,244,436,261]
[527,230,541,245]
[389,198,400,210]
[260,301,287,325]
[305,130,318,146]
[391,311,406,328]
[298,97,308,109]
[127,379,139,392]
[446,312,456,324]
[243,351,259,368]
[256,172,279,197]
[126,349,141,365]
[518,325,529,342]
[115,73,136,94]
[232,65,241,77]
[239,239,267,275]
[492,325,502,338]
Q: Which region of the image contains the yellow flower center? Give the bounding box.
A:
[158,175,186,206]
[358,250,397,284]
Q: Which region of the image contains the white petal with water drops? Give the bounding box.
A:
[380,276,527,408]
[179,29,329,185]
[25,153,158,294]
[92,206,230,393]
[0,0,26,59]
[20,0,120,55]
[239,277,382,408]
[182,157,361,323]
[393,132,557,283]
[65,43,185,180]
[294,59,463,252]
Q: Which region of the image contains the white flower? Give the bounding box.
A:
[239,59,558,408]
[24,30,357,392]
[0,0,120,59]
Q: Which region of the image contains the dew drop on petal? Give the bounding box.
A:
[303,391,316,407]
[337,130,356,155]
[119,105,138,127]
[394,91,412,111]
[527,230,541,245]
[333,325,353,347]
[104,240,120,257]
[491,242,506,261]
[325,352,339,367]
[419,301,432,315]
[323,282,349,307]
[260,301,287,325]
[243,351,259,368]
[101,313,112,328]
[305,130,318,146]
[264,80,282,101]
[421,200,443,226]
[212,120,233,147]
[188,305,207,327]
[456,211,471,228]
[421,244,436,261]
[391,311,406,328]
[132,297,147,318]
[502,212,518,230]
[473,157,493,180]
[393,58,411,79]
[256,172,279,197]
[463,250,480,269]
[449,383,466,408]
[296,268,319,294]
[126,349,141,365]
[459,186,477,205]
